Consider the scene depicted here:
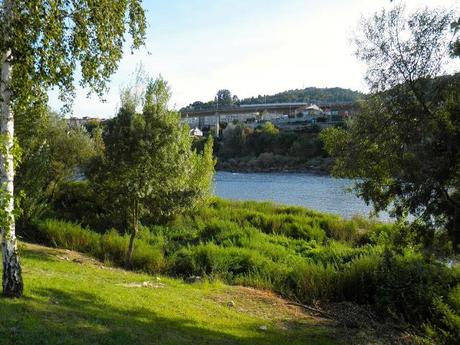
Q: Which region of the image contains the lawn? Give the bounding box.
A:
[0,243,342,345]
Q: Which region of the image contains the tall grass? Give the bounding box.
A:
[37,220,166,274]
[36,197,460,344]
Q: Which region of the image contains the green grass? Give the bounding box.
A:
[0,243,342,345]
[27,197,460,343]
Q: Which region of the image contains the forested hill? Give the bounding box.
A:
[239,87,363,105]
[182,87,363,111]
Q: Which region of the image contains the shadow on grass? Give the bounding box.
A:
[0,287,338,345]
[19,247,60,264]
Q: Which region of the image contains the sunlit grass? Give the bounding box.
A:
[0,244,341,345]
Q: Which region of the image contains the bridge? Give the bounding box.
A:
[180,102,357,136]
[180,102,355,118]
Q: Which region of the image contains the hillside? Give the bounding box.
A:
[239,87,363,105]
[182,87,363,111]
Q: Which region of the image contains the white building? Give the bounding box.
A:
[189,127,203,137]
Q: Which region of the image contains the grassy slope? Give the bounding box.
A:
[0,244,342,345]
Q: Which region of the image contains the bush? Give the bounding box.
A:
[374,249,459,323]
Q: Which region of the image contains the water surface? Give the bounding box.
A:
[214,171,389,220]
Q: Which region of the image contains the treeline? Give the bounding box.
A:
[182,87,363,111]
[239,87,363,105]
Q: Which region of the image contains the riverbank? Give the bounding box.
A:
[23,198,459,344]
[216,156,333,174]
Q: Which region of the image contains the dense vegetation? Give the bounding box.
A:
[322,7,460,248]
[207,122,331,172]
[29,198,460,344]
[182,87,362,111]
[86,76,215,263]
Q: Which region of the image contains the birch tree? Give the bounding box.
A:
[0,0,146,297]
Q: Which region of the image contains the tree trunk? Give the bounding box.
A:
[126,221,138,267]
[1,51,23,297]
[126,201,139,267]
[1,0,24,298]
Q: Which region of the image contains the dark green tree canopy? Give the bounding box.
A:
[216,89,233,107]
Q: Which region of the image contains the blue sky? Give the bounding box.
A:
[48,0,459,118]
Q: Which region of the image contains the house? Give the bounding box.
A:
[190,127,203,137]
[293,104,324,121]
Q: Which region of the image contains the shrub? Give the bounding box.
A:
[374,249,458,323]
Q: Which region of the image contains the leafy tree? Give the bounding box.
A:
[220,124,246,158]
[16,112,96,231]
[260,122,279,135]
[216,89,233,108]
[321,5,460,248]
[88,77,215,265]
[451,17,460,57]
[0,0,146,297]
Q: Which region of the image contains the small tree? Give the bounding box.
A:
[89,77,215,265]
[216,89,233,108]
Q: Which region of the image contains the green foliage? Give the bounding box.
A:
[93,76,214,225]
[16,112,97,230]
[36,219,165,274]
[3,0,146,110]
[217,124,328,171]
[322,5,460,247]
[87,76,215,263]
[51,181,111,232]
[216,89,233,107]
[36,197,460,342]
[425,283,460,344]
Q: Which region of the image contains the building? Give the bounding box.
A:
[68,116,103,128]
[293,104,324,121]
[189,127,203,137]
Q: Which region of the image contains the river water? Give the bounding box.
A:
[213,171,390,220]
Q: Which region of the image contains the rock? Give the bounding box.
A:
[185,276,202,284]
[259,325,268,331]
[120,281,165,288]
[227,300,236,307]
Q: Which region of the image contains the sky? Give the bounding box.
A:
[48,0,460,118]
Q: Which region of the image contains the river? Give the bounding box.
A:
[213,171,390,220]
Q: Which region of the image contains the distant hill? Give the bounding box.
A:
[239,87,363,105]
[181,87,363,112]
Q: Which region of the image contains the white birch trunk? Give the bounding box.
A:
[1,0,23,297]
